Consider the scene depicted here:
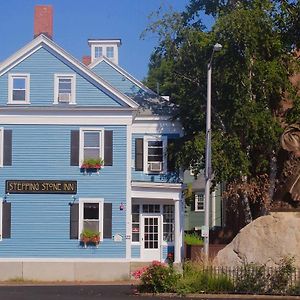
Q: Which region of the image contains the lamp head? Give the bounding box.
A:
[213,43,222,52]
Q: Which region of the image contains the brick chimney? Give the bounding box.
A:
[34,5,53,39]
[82,56,91,66]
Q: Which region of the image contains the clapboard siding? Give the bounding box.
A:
[0,47,122,107]
[0,124,127,258]
[92,61,143,96]
[131,134,180,183]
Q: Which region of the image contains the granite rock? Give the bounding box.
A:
[214,212,300,267]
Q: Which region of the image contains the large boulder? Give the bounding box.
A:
[214,212,300,267]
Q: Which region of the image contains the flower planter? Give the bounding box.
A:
[80,230,101,248]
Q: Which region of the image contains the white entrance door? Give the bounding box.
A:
[141,215,161,261]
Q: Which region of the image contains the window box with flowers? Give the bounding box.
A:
[80,157,103,174]
[80,229,101,248]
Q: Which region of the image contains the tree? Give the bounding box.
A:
[143,0,300,223]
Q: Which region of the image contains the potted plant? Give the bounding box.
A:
[80,229,101,248]
[81,157,104,174]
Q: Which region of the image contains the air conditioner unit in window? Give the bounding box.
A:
[58,93,71,102]
[148,162,163,172]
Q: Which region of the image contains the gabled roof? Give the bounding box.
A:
[0,34,138,109]
[89,56,155,94]
[90,56,176,116]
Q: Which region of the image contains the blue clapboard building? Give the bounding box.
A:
[0,6,183,280]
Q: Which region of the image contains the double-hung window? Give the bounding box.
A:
[195,193,205,212]
[106,47,114,59]
[8,74,30,104]
[54,74,76,104]
[79,128,104,166]
[79,198,103,241]
[144,136,167,173]
[95,46,103,58]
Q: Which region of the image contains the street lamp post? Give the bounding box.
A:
[204,43,222,259]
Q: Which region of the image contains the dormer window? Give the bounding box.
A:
[95,46,103,58]
[88,39,121,65]
[8,74,30,104]
[54,74,76,104]
[106,47,114,59]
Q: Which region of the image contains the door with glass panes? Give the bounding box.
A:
[141,214,161,260]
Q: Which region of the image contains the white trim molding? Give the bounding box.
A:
[8,73,30,104]
[132,181,182,201]
[0,128,3,168]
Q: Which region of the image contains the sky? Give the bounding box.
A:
[0,0,208,81]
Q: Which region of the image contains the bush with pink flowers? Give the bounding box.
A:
[133,261,180,293]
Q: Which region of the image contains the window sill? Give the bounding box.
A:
[7,101,30,105]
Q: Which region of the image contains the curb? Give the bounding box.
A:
[138,293,300,299]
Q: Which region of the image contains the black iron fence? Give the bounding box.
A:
[198,265,300,295]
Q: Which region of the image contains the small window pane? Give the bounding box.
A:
[59,78,71,93]
[132,214,139,222]
[84,203,99,219]
[13,78,25,89]
[148,148,163,156]
[83,220,99,232]
[13,90,25,101]
[107,47,114,58]
[132,233,139,242]
[132,205,139,213]
[95,46,103,58]
[84,132,100,147]
[84,149,100,160]
[148,141,163,147]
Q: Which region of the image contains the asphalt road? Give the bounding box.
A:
[0,285,297,300]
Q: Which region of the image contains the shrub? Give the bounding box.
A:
[267,257,296,295]
[289,282,300,296]
[234,263,267,294]
[135,261,180,293]
[176,262,233,295]
[235,257,296,295]
[184,233,204,246]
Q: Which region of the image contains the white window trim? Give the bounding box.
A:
[79,127,104,167]
[54,74,76,104]
[79,198,104,242]
[194,193,205,212]
[0,128,3,168]
[8,73,30,104]
[143,135,167,174]
[0,199,2,241]
[131,204,141,245]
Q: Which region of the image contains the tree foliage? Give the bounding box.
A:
[143,0,300,218]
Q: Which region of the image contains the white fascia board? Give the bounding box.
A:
[89,57,156,95]
[132,118,183,135]
[88,39,122,46]
[0,35,139,109]
[131,182,183,200]
[131,181,182,189]
[0,109,133,125]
